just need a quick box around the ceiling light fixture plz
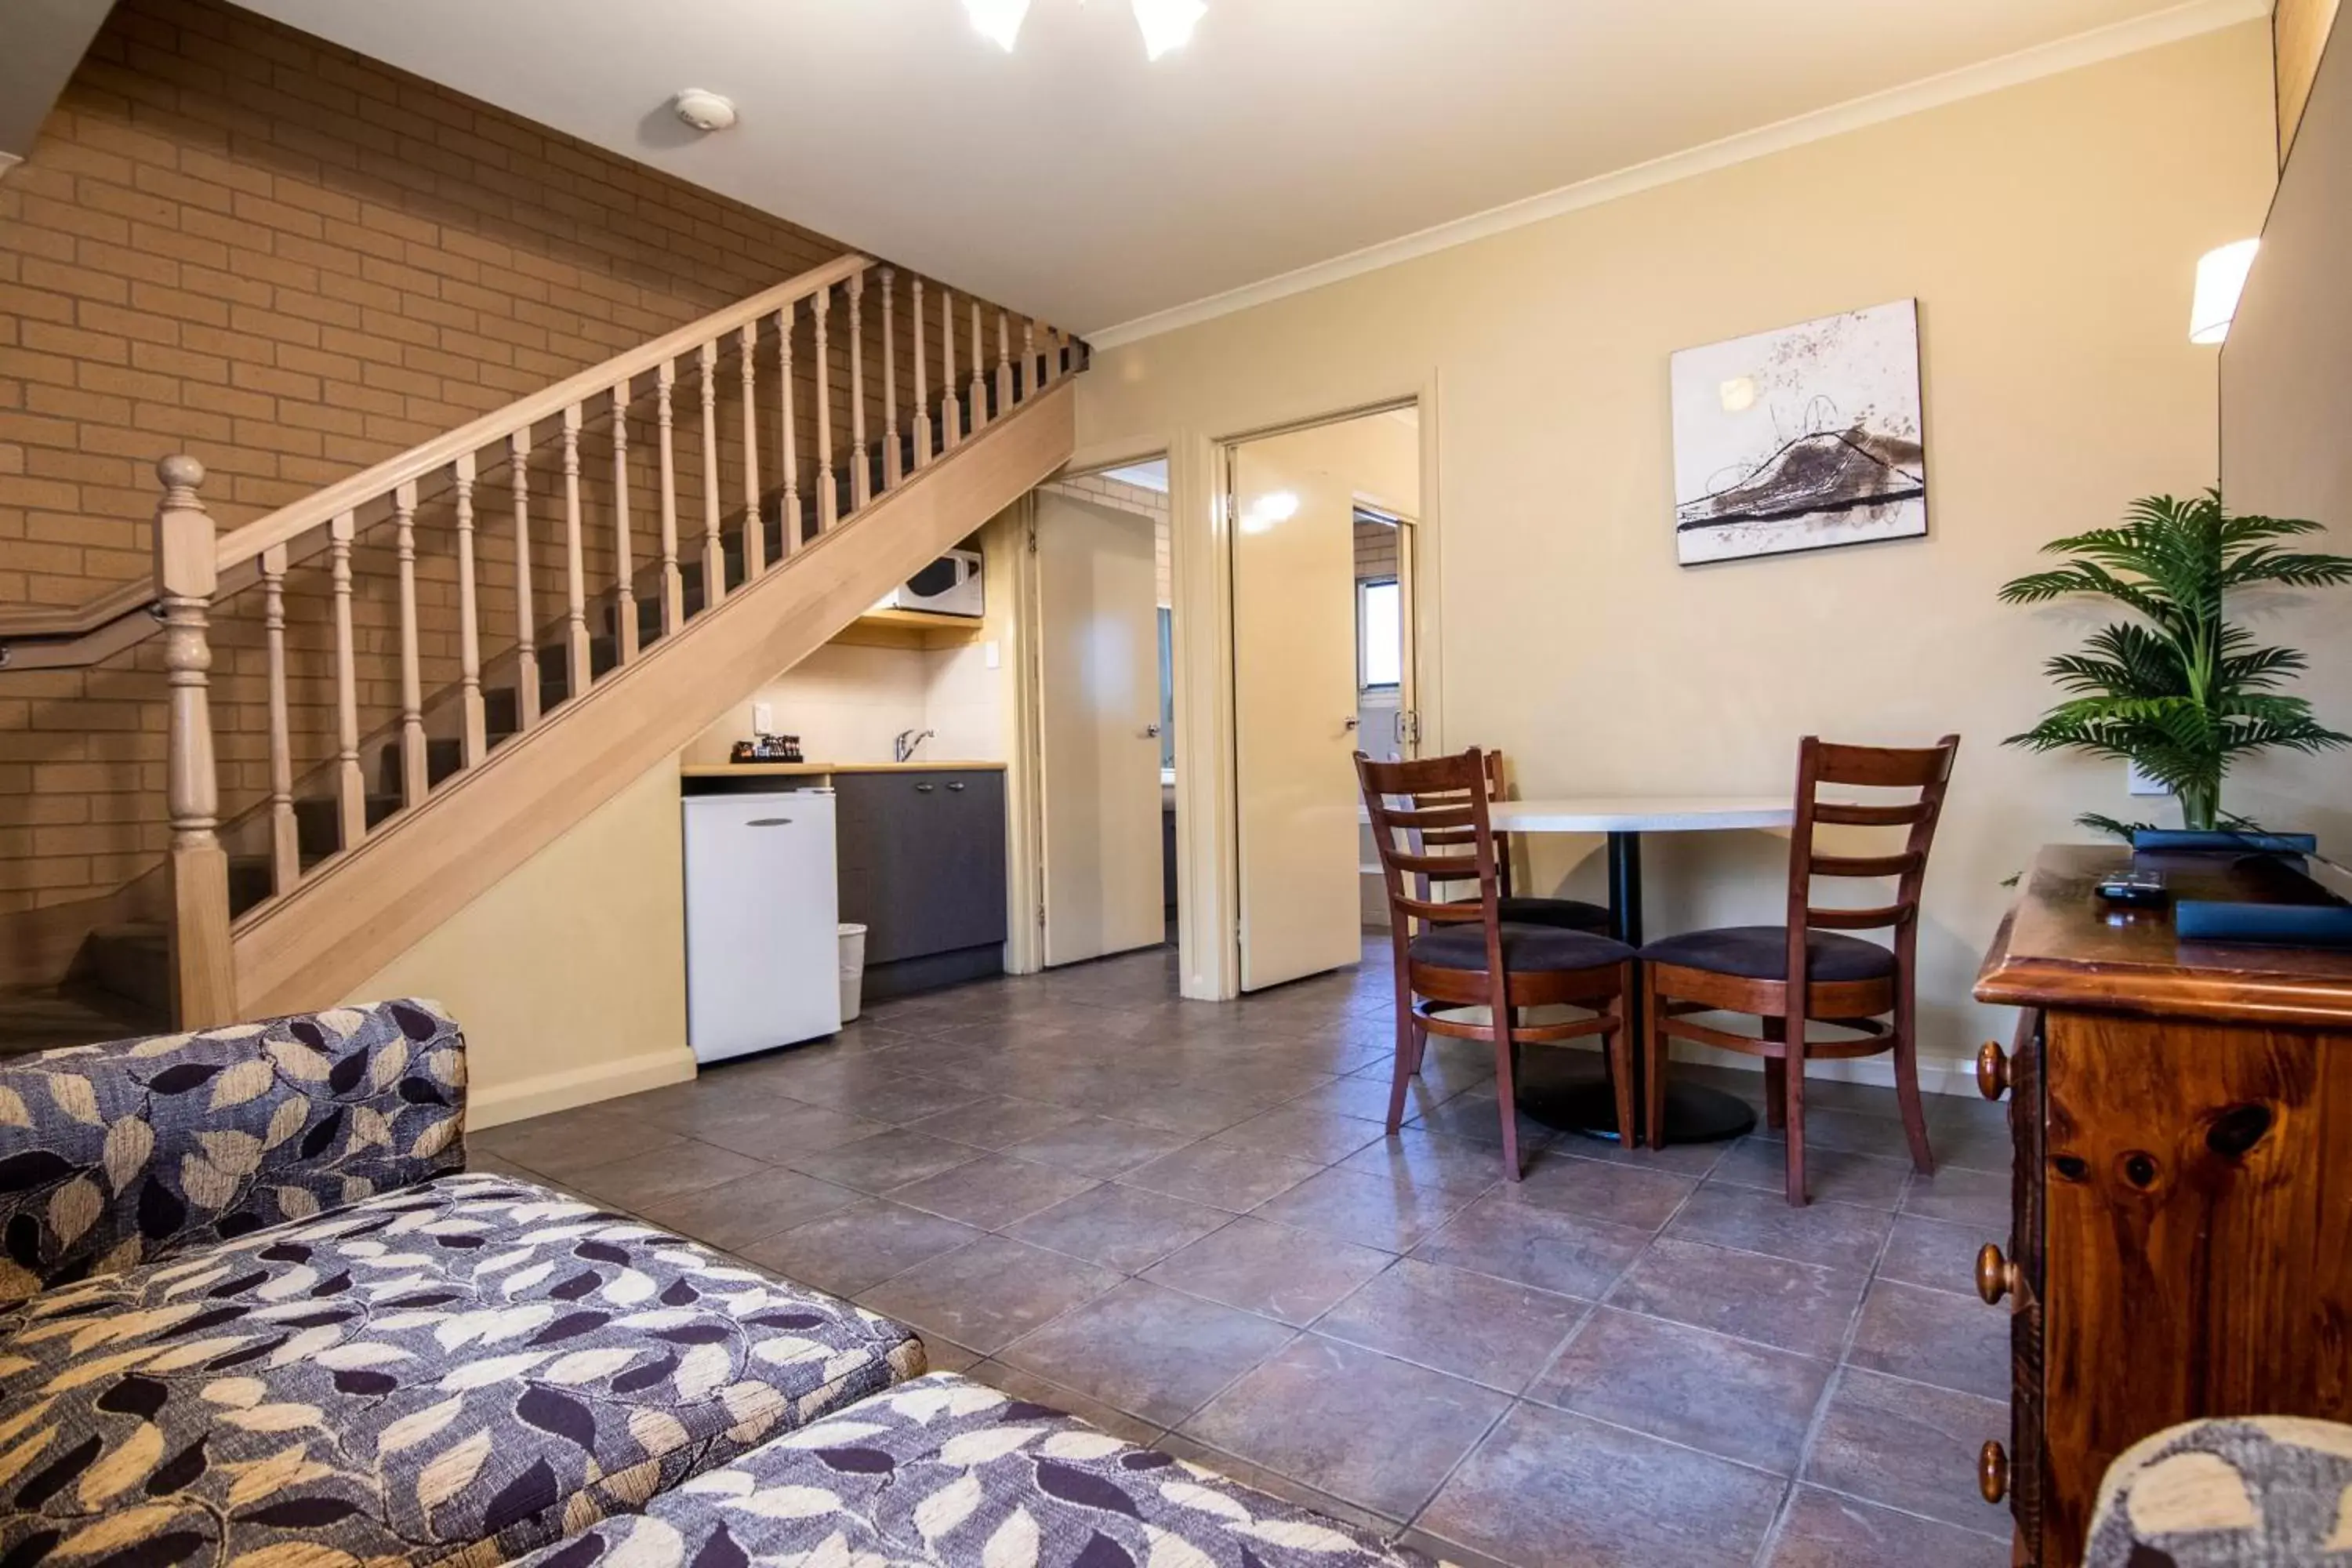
[964,0,1203,59]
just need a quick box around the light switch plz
[753,702,773,734]
[2127,761,2168,797]
[984,640,1000,670]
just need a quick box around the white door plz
[1231,437,1365,991]
[1035,488,1167,966]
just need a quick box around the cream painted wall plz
[1080,26,2308,1077]
[345,757,695,1130]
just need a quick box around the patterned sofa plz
[2087,1417,2352,1567]
[0,1003,1439,1568]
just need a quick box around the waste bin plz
[837,923,868,1022]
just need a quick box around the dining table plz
[1485,794,1794,1145]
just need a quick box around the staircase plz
[2,252,1080,1044]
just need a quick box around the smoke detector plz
[672,89,739,133]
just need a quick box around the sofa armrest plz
[2086,1417,2352,1565]
[0,997,465,1307]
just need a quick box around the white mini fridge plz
[683,789,841,1063]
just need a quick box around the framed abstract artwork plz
[1670,299,1928,566]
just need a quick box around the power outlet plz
[2126,760,2169,797]
[752,702,773,735]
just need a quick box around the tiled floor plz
[474,939,2015,1568]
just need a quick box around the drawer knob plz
[1976,1040,2010,1102]
[1976,1243,2021,1305]
[1979,1440,2009,1504]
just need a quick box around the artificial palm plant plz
[2001,490,2352,834]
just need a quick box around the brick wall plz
[0,0,1021,919]
[1042,472,1172,607]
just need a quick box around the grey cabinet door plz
[835,771,1007,966]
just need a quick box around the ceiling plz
[239,0,2257,337]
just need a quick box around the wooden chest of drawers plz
[1974,845,2352,1566]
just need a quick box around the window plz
[1358,578,1402,690]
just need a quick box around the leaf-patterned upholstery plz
[0,1000,467,1307]
[2085,1416,2352,1566]
[506,1373,1446,1568]
[0,1172,927,1568]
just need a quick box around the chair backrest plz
[1356,749,1503,938]
[1784,735,1961,973]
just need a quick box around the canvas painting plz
[1670,299,1927,566]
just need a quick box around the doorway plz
[1029,459,1178,968]
[1225,405,1420,993]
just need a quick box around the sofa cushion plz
[0,999,468,1308]
[509,1372,1446,1568]
[2085,1416,2352,1566]
[0,1171,925,1568]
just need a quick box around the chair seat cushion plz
[0,1171,925,1568]
[1409,921,1633,974]
[510,1372,1443,1568]
[1640,924,1897,983]
[1494,895,1614,935]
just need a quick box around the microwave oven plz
[873,548,983,618]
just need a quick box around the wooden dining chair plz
[1462,751,1613,935]
[1359,748,1639,1181]
[1637,735,1960,1204]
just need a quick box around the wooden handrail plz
[209,252,872,575]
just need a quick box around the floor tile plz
[1766,1486,2012,1567]
[1901,1164,2010,1229]
[1711,1138,1912,1210]
[1406,1085,1563,1152]
[1004,1183,1234,1273]
[1529,1306,1831,1474]
[1876,1214,1987,1297]
[1120,1140,1324,1211]
[1507,1152,1697,1230]
[1806,1367,2009,1531]
[557,1138,767,1212]
[1181,1335,1511,1521]
[1001,1116,1200,1179]
[917,1338,984,1374]
[817,1071,980,1126]
[1755,1105,1926,1162]
[644,1097,892,1164]
[964,1358,1168,1446]
[1609,1236,1864,1360]
[1314,1257,1585,1393]
[856,1235,1123,1355]
[1664,1184,1894,1274]
[1109,1089,1272,1138]
[634,1166,864,1250]
[1157,1433,1405,1542]
[1283,1070,1460,1125]
[472,1105,684,1180]
[1209,1105,1388,1163]
[1410,1191,1650,1300]
[1848,1278,2010,1400]
[1250,1164,1479,1253]
[899,1094,1091,1150]
[1416,1401,1786,1568]
[998,1277,1296,1428]
[1338,1127,1511,1200]
[1144,1216,1393,1325]
[736,1198,985,1298]
[884,1152,1102,1229]
[785,1128,988,1194]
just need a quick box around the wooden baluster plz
[561,405,591,697]
[510,430,540,729]
[911,276,933,470]
[996,310,1014,413]
[777,303,801,555]
[394,480,427,808]
[329,509,366,852]
[969,299,989,433]
[1042,321,1060,387]
[881,267,903,489]
[739,323,764,579]
[848,270,871,511]
[261,540,298,897]
[940,286,962,451]
[656,362,682,633]
[153,456,233,1026]
[612,383,638,662]
[698,340,725,605]
[1023,320,1038,403]
[815,285,837,531]
[453,453,485,766]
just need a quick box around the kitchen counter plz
[681,760,1008,778]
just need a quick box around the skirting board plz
[1538,1033,1979,1097]
[464,1045,695,1131]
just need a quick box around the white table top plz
[1490,795,1795,833]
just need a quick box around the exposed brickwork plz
[0,0,1025,918]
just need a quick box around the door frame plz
[1040,374,1443,1002]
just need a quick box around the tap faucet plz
[894,728,935,764]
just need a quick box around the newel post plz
[154,456,235,1029]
